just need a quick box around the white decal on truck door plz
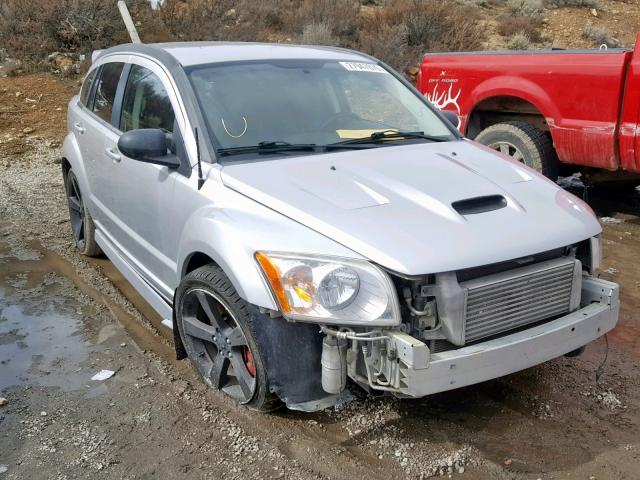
[426,83,461,113]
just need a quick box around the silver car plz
[61,42,619,412]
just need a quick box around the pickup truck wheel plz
[475,121,559,180]
[64,169,101,257]
[175,265,278,411]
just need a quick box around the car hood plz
[220,140,601,275]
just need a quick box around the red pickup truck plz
[417,34,640,183]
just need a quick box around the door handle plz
[73,123,86,134]
[105,147,121,163]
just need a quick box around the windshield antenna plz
[195,127,204,190]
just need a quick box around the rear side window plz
[80,69,97,107]
[92,62,125,123]
[120,65,175,133]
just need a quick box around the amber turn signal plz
[255,251,292,313]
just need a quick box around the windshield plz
[188,59,456,157]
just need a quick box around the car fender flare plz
[176,213,278,311]
[61,133,93,209]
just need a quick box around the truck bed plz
[418,47,639,173]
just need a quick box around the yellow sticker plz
[336,129,387,139]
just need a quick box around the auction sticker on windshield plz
[339,62,387,73]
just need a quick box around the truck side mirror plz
[441,110,460,129]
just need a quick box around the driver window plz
[120,65,175,133]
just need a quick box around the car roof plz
[99,41,373,67]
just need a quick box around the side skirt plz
[95,230,173,322]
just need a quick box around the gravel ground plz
[1,74,640,480]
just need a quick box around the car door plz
[68,66,98,169]
[107,61,187,300]
[79,61,126,236]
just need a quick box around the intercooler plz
[460,257,583,343]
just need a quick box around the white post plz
[117,0,142,44]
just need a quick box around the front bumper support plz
[397,277,619,398]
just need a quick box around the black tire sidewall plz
[65,169,100,257]
[175,265,273,410]
[65,169,87,252]
[475,122,558,180]
[478,128,543,171]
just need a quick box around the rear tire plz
[475,121,559,180]
[175,265,279,412]
[64,169,101,257]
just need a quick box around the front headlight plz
[255,252,400,326]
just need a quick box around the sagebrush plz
[0,0,486,74]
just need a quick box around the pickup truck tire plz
[475,121,559,180]
[64,169,101,257]
[175,265,279,412]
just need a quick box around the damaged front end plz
[311,238,618,407]
[251,239,618,411]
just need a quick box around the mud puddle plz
[0,303,89,391]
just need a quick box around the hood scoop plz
[452,195,507,216]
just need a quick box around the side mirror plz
[441,110,460,129]
[117,128,180,169]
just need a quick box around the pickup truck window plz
[188,60,454,159]
[92,62,124,124]
[120,64,175,133]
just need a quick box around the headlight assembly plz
[255,252,400,326]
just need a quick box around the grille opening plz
[452,195,507,215]
[462,258,577,343]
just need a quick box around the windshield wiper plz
[217,141,317,156]
[325,130,449,149]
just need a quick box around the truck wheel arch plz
[464,76,560,139]
[467,95,551,140]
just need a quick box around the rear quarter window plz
[92,62,125,124]
[79,69,97,107]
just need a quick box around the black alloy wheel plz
[178,287,258,404]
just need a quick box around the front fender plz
[177,210,278,310]
[175,188,362,312]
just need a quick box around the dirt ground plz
[0,74,639,480]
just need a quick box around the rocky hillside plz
[0,0,638,78]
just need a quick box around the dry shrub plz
[507,0,544,18]
[158,0,238,40]
[300,22,339,46]
[359,0,485,71]
[0,0,487,76]
[507,32,531,50]
[497,15,542,43]
[582,24,620,47]
[296,0,361,41]
[0,0,163,65]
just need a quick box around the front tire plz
[175,265,278,411]
[64,169,101,256]
[475,121,559,180]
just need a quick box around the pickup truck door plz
[104,61,187,300]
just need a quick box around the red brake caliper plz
[242,347,256,378]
